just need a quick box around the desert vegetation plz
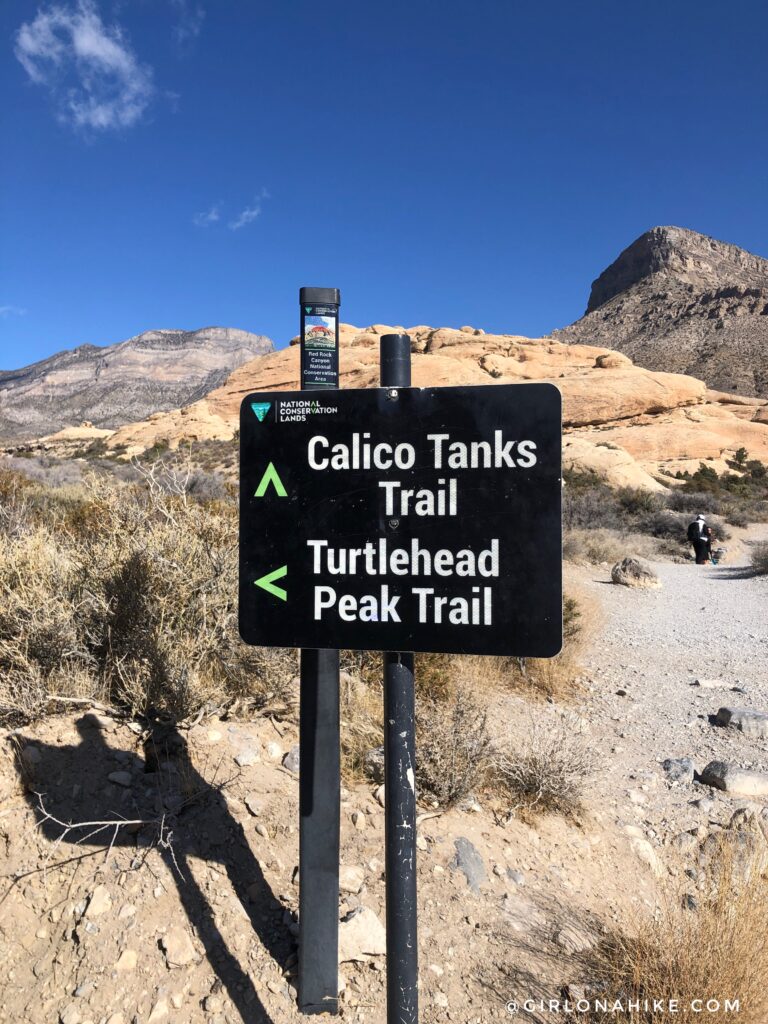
[562,459,768,565]
[0,458,592,813]
[584,829,768,1023]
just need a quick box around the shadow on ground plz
[9,713,290,1024]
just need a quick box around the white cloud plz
[171,0,205,51]
[228,189,270,231]
[14,0,154,131]
[193,203,221,227]
[0,305,27,318]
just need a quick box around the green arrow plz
[254,462,287,498]
[254,565,287,601]
[305,306,312,313]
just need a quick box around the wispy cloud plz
[228,189,270,231]
[0,305,28,318]
[171,0,205,52]
[14,0,154,131]
[193,203,221,227]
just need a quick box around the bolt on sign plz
[239,383,562,656]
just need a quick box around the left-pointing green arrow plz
[254,565,287,601]
[254,462,287,498]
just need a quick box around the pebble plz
[265,741,282,760]
[244,794,262,816]
[255,823,269,838]
[630,837,663,877]
[161,926,198,968]
[234,746,259,768]
[147,998,169,1023]
[339,865,365,894]
[59,1005,82,1024]
[374,784,385,808]
[452,837,487,893]
[351,811,366,831]
[338,907,387,962]
[363,746,385,784]
[86,885,112,917]
[282,744,300,774]
[107,771,132,788]
[115,949,137,972]
[433,993,449,1008]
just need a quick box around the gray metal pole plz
[298,287,341,1015]
[380,334,419,1024]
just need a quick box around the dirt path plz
[575,523,768,829]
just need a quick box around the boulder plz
[714,707,768,739]
[611,558,661,589]
[662,757,694,785]
[700,761,768,798]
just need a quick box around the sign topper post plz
[240,321,563,1022]
[297,287,342,1015]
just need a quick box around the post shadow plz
[10,713,292,1024]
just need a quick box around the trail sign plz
[239,382,562,657]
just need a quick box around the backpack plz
[686,521,700,543]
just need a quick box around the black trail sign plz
[239,382,562,657]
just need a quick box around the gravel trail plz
[575,524,768,828]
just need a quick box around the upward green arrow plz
[254,565,287,601]
[254,462,287,498]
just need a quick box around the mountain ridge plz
[552,226,768,397]
[0,326,274,440]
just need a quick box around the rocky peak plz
[0,326,274,441]
[586,226,768,313]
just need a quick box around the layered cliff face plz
[0,327,274,440]
[552,226,768,397]
[27,323,763,492]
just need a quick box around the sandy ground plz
[0,528,766,1024]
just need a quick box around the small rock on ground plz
[452,837,487,893]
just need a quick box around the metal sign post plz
[380,335,418,1024]
[298,287,341,1015]
[239,318,563,1022]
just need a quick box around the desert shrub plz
[416,688,493,806]
[495,712,596,817]
[752,542,768,575]
[563,528,637,565]
[185,468,228,502]
[665,490,722,515]
[616,487,664,516]
[562,471,623,531]
[726,508,749,528]
[2,454,84,489]
[0,467,299,724]
[585,833,768,1023]
[643,510,687,542]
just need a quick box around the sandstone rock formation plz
[0,326,273,440]
[88,323,768,489]
[551,226,768,397]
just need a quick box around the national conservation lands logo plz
[250,401,271,422]
[276,399,339,423]
[251,399,339,424]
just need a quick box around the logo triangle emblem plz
[250,402,271,422]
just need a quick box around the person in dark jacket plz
[687,514,711,564]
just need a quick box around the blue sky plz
[1,0,766,370]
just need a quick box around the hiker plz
[687,514,711,564]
